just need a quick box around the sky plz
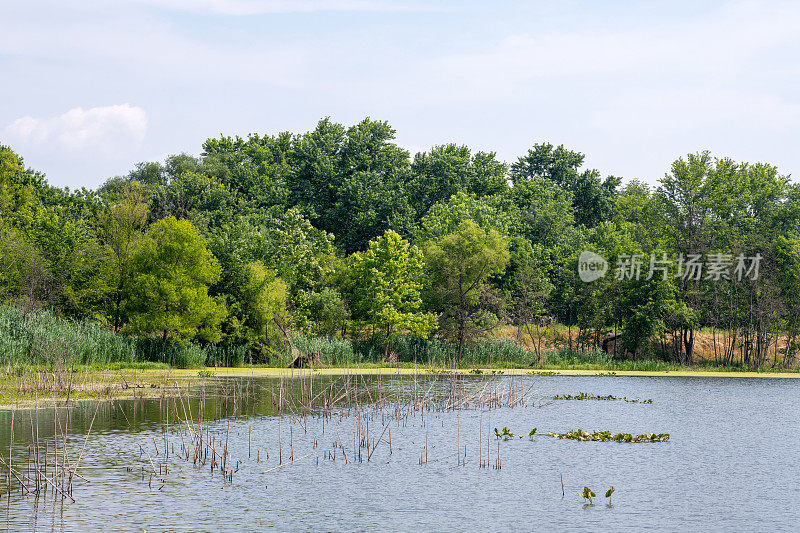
[1,0,798,190]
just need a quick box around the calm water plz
[1,374,799,532]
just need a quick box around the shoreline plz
[193,367,800,379]
[2,365,797,410]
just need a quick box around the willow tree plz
[424,220,510,362]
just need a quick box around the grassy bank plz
[0,305,245,369]
[2,304,797,402]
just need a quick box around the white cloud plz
[5,104,147,153]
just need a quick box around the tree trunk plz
[784,313,798,368]
[682,327,694,364]
[274,318,299,361]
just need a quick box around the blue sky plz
[1,0,798,189]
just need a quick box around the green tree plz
[230,261,288,360]
[505,176,575,248]
[28,205,106,316]
[417,191,511,244]
[774,236,800,367]
[0,145,40,227]
[409,144,507,218]
[201,132,291,209]
[287,117,414,252]
[154,171,233,225]
[424,220,510,361]
[306,288,349,337]
[347,230,437,359]
[128,217,226,342]
[619,277,675,360]
[99,183,149,330]
[501,237,553,360]
[511,143,619,227]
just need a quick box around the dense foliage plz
[2,118,798,368]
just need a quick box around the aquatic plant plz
[494,427,515,440]
[605,486,615,502]
[547,429,669,442]
[0,305,137,367]
[580,487,596,503]
[552,392,653,403]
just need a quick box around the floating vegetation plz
[528,428,537,439]
[580,486,596,503]
[552,392,653,403]
[494,427,516,440]
[596,371,617,376]
[548,429,670,442]
[605,486,615,502]
[528,370,559,376]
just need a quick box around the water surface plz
[1,374,798,532]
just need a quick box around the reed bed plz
[0,306,136,368]
[0,402,98,502]
[0,368,660,506]
[288,334,533,367]
[106,368,541,495]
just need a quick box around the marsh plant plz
[552,392,653,403]
[548,429,670,442]
[580,486,616,505]
[494,427,516,440]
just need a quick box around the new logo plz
[578,251,608,282]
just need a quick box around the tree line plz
[2,117,799,368]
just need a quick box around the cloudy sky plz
[1,0,798,189]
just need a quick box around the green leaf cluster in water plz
[552,392,653,403]
[548,429,669,442]
[494,427,517,440]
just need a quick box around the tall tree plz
[424,220,510,361]
[511,143,619,227]
[347,230,437,359]
[409,144,508,218]
[128,217,227,342]
[100,184,149,331]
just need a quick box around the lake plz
[1,373,798,532]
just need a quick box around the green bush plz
[291,334,357,365]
